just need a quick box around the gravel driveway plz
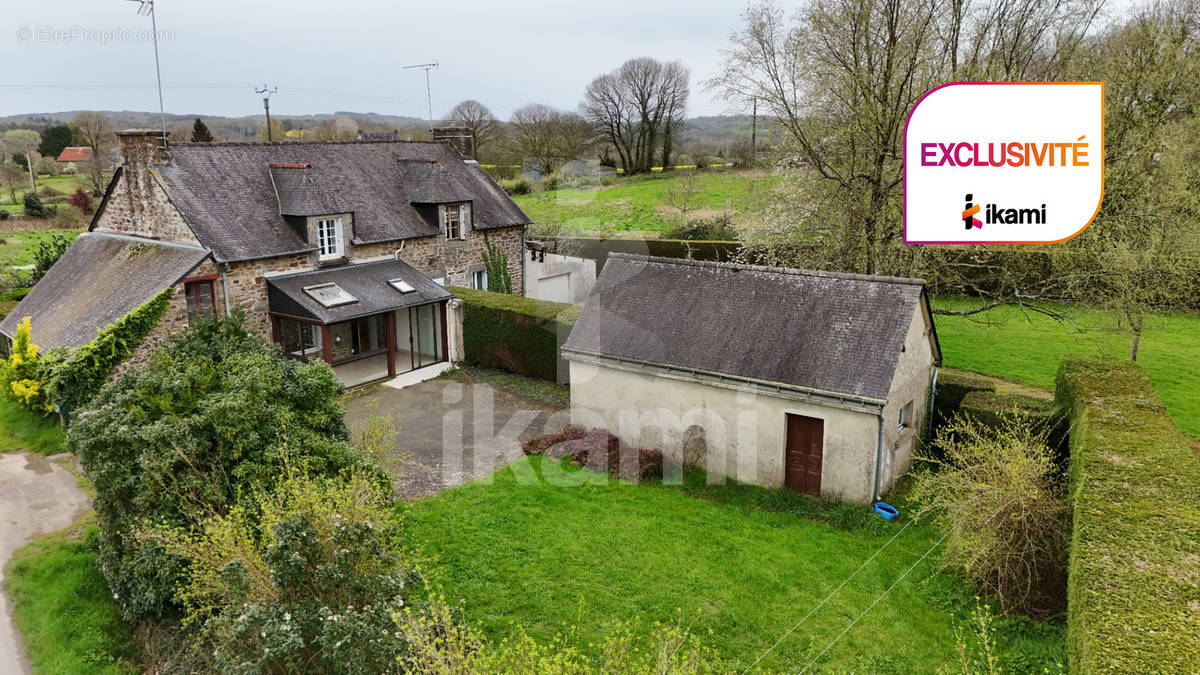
[346,375,568,499]
[0,453,91,674]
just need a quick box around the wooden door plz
[784,414,823,495]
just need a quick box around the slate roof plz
[562,254,940,402]
[151,140,530,263]
[266,258,452,324]
[56,147,92,163]
[0,232,209,350]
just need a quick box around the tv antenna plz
[256,84,279,142]
[125,0,167,147]
[403,62,439,132]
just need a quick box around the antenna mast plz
[126,0,167,147]
[403,62,440,132]
[256,84,279,142]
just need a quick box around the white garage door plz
[538,273,570,304]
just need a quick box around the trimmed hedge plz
[449,286,579,382]
[1056,357,1200,674]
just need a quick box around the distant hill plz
[0,110,776,150]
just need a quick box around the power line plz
[741,519,915,673]
[255,84,278,142]
[798,532,949,674]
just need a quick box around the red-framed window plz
[184,278,216,323]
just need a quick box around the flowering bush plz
[0,316,57,414]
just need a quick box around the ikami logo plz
[904,82,1103,244]
[961,193,1047,229]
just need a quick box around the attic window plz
[303,283,357,308]
[388,279,416,294]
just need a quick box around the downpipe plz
[872,412,885,502]
[220,263,232,318]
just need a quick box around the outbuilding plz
[562,254,941,502]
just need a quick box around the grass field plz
[403,458,1065,673]
[0,228,82,267]
[513,168,780,236]
[933,298,1200,438]
[6,520,139,675]
[0,396,65,454]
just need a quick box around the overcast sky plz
[1,0,750,121]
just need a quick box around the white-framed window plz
[471,269,488,290]
[440,202,470,240]
[899,400,914,429]
[316,217,344,260]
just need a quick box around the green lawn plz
[1,174,90,206]
[0,396,65,454]
[513,168,781,236]
[403,458,1065,673]
[933,298,1200,438]
[0,229,82,268]
[6,521,139,675]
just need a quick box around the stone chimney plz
[116,129,170,169]
[431,125,475,161]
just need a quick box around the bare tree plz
[0,163,25,204]
[72,112,116,195]
[4,130,41,191]
[581,57,690,174]
[447,100,500,155]
[507,104,595,176]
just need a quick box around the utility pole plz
[750,97,758,159]
[256,85,279,142]
[403,62,440,133]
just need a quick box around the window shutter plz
[438,205,447,234]
[334,218,344,256]
[461,202,472,232]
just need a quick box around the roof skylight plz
[388,278,416,294]
[303,283,357,308]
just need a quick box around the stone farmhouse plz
[0,127,530,387]
[564,254,941,502]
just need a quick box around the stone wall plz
[94,131,201,245]
[120,258,221,372]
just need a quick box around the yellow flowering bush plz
[0,317,54,414]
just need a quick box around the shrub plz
[0,286,30,302]
[23,193,55,219]
[0,209,9,221]
[66,188,94,213]
[1057,357,1200,673]
[146,469,414,673]
[481,233,513,294]
[912,413,1068,618]
[38,185,62,198]
[70,316,383,622]
[521,425,586,455]
[30,233,71,283]
[450,286,579,382]
[541,172,561,192]
[34,157,58,177]
[665,214,739,241]
[498,176,532,196]
[0,316,54,413]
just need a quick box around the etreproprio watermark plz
[15,25,175,44]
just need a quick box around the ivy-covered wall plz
[1056,357,1200,673]
[449,286,579,383]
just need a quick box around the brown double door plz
[784,414,824,495]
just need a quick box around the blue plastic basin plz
[874,502,898,521]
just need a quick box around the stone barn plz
[562,254,941,502]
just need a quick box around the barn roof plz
[0,232,209,350]
[562,254,940,402]
[55,147,92,163]
[150,140,530,262]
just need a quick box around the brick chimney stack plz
[431,125,475,161]
[116,129,170,169]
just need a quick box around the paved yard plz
[345,375,568,499]
[0,453,91,674]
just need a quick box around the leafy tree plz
[10,152,27,171]
[37,124,74,159]
[30,233,70,282]
[70,317,384,621]
[190,117,214,143]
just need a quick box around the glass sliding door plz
[409,303,444,369]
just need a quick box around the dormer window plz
[317,217,344,260]
[440,203,470,241]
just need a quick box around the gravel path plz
[0,453,91,675]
